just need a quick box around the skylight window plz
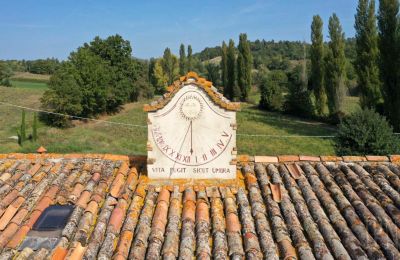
[19,205,74,251]
[33,205,74,231]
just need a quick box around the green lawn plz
[0,83,346,156]
[10,80,48,90]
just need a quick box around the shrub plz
[335,109,400,155]
[259,70,286,111]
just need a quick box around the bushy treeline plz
[41,34,153,127]
[0,58,60,75]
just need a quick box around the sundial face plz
[147,83,237,179]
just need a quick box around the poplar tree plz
[221,41,228,95]
[187,45,193,71]
[378,0,400,130]
[237,33,252,101]
[355,0,381,109]
[32,112,38,141]
[325,14,346,118]
[20,109,26,143]
[161,48,179,85]
[310,15,326,116]
[179,43,186,75]
[227,39,240,100]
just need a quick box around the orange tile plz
[11,208,29,225]
[71,183,84,198]
[390,155,400,163]
[109,207,124,232]
[365,155,389,162]
[245,174,258,185]
[196,201,209,222]
[226,213,240,232]
[110,174,124,198]
[25,210,42,229]
[76,191,91,208]
[0,197,25,230]
[320,156,342,162]
[35,196,52,212]
[91,172,101,182]
[342,156,367,162]
[182,201,196,222]
[270,183,282,203]
[118,162,130,176]
[285,164,302,180]
[66,242,86,260]
[6,225,30,249]
[90,194,103,204]
[85,201,98,215]
[28,163,42,176]
[114,231,133,259]
[299,155,321,162]
[2,190,19,207]
[157,188,170,204]
[152,201,169,231]
[278,155,299,162]
[0,223,19,247]
[51,247,68,260]
[254,156,279,163]
[44,186,59,199]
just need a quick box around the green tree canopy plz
[179,43,186,75]
[310,15,326,116]
[325,13,347,119]
[355,0,381,109]
[378,0,400,131]
[237,33,253,101]
[41,34,151,127]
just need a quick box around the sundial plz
[144,72,240,179]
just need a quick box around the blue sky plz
[0,0,358,60]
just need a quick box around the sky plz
[0,0,358,60]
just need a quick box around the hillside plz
[0,83,337,155]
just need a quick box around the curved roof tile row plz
[0,156,399,259]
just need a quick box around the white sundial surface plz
[148,84,237,179]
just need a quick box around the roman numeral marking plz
[202,154,207,161]
[217,139,224,150]
[222,131,229,137]
[210,148,217,157]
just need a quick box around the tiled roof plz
[143,71,240,112]
[0,154,399,259]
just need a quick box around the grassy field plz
[10,80,48,90]
[0,80,350,156]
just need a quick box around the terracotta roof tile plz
[0,155,398,259]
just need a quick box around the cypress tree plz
[310,15,326,116]
[179,43,186,75]
[325,13,346,119]
[237,33,252,101]
[20,109,26,143]
[355,0,381,109]
[378,0,400,130]
[221,41,228,95]
[32,112,38,141]
[227,39,240,100]
[187,45,193,71]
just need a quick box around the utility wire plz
[0,101,147,128]
[1,101,399,138]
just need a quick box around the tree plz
[205,63,220,87]
[0,62,13,87]
[259,70,286,111]
[237,33,253,101]
[153,59,169,94]
[310,15,326,116]
[32,112,38,141]
[355,0,381,109]
[325,14,347,119]
[41,35,151,127]
[378,0,400,131]
[335,109,399,155]
[20,109,26,143]
[221,41,228,94]
[187,45,193,71]
[226,39,240,101]
[179,44,187,75]
[285,65,314,117]
[161,48,179,85]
